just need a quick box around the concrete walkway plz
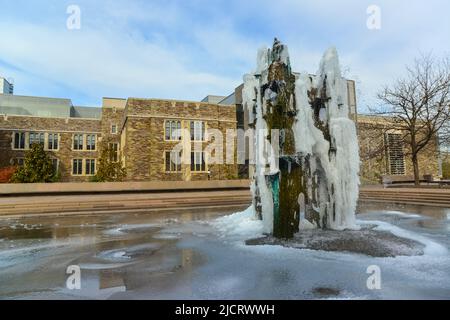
[0,190,252,218]
[360,186,450,207]
[1,184,449,218]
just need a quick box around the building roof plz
[0,94,72,117]
[218,92,236,105]
[70,106,102,119]
[0,94,100,119]
[201,95,227,104]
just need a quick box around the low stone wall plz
[0,179,251,195]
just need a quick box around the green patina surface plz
[263,57,305,239]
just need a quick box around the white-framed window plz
[165,150,182,172]
[72,159,83,175]
[109,143,119,162]
[85,159,96,175]
[29,132,45,146]
[51,158,59,173]
[13,132,26,150]
[86,134,96,151]
[165,120,182,141]
[111,124,117,134]
[48,133,59,150]
[191,151,206,172]
[190,121,205,141]
[73,134,97,151]
[73,134,84,150]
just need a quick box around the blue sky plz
[0,0,449,113]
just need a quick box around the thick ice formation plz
[243,39,360,237]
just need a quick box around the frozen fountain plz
[216,38,426,258]
[243,38,360,239]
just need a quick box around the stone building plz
[0,79,442,184]
[357,115,441,183]
[0,94,237,182]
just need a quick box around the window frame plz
[73,133,84,151]
[109,143,119,162]
[47,133,59,151]
[13,132,26,150]
[190,151,207,172]
[111,124,117,135]
[165,120,182,141]
[73,133,97,151]
[190,121,206,141]
[85,159,96,176]
[86,134,96,151]
[165,150,182,173]
[29,132,45,147]
[72,159,83,176]
[51,158,59,174]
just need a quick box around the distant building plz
[357,115,440,182]
[0,94,237,182]
[0,77,14,95]
[0,76,441,184]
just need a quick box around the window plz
[48,133,59,150]
[74,134,84,150]
[109,143,119,162]
[165,150,182,172]
[29,132,44,146]
[191,151,206,172]
[86,134,96,151]
[386,133,405,175]
[14,158,24,166]
[72,159,83,175]
[111,124,117,134]
[13,132,26,150]
[51,159,59,173]
[85,159,96,175]
[190,121,205,141]
[165,120,182,141]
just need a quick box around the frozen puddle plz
[103,223,162,236]
[0,205,449,300]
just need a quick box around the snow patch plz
[212,206,264,241]
[358,220,447,257]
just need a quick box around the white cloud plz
[0,0,449,113]
[0,17,239,105]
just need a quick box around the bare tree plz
[376,54,450,185]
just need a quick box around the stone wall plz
[358,116,440,183]
[123,99,238,181]
[0,115,101,182]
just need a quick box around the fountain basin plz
[246,225,425,257]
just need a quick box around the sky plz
[0,0,449,113]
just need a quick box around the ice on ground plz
[103,223,161,236]
[360,220,448,256]
[97,249,131,261]
[299,219,316,230]
[383,211,422,218]
[213,207,444,258]
[212,206,263,241]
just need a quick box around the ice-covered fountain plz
[243,38,360,239]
